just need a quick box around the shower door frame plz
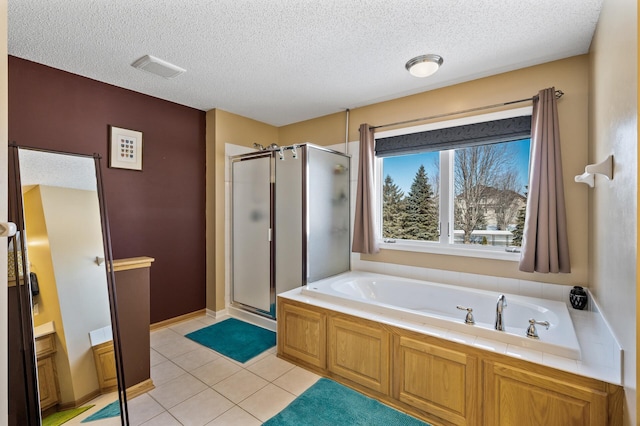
[230,151,277,319]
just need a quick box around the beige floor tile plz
[272,366,321,396]
[154,336,203,360]
[197,314,224,326]
[213,369,269,404]
[139,412,182,426]
[127,393,166,426]
[150,360,186,387]
[150,328,183,348]
[191,356,242,386]
[150,349,168,367]
[233,346,274,367]
[149,373,208,409]
[238,383,296,422]
[172,346,220,371]
[205,406,261,426]
[247,353,296,382]
[169,318,211,335]
[169,388,234,426]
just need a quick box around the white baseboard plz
[227,306,277,332]
[206,308,228,319]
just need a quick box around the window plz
[375,108,532,258]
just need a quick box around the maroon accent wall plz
[8,56,207,323]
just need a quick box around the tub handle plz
[456,305,475,325]
[526,318,550,339]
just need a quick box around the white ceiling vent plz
[131,55,186,79]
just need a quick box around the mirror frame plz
[8,144,129,425]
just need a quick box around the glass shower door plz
[306,147,350,282]
[231,153,273,315]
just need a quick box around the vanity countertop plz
[33,321,55,339]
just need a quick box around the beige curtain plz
[519,88,570,273]
[352,124,379,254]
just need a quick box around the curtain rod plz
[372,89,564,131]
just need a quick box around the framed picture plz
[109,125,143,171]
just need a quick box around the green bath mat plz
[42,405,93,426]
[263,378,430,426]
[81,400,120,422]
[186,318,276,363]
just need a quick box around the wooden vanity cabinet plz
[35,333,59,412]
[92,341,118,393]
[276,297,622,426]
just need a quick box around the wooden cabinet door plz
[393,335,478,426]
[328,316,390,395]
[93,341,118,392]
[37,356,59,411]
[484,361,608,426]
[278,302,326,368]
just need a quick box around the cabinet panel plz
[484,361,608,426]
[37,356,59,411]
[394,335,477,426]
[328,316,390,394]
[93,341,118,392]
[35,334,56,358]
[278,302,326,368]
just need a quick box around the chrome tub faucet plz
[495,294,507,331]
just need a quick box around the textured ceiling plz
[18,149,97,192]
[9,1,602,127]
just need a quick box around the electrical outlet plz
[33,303,39,315]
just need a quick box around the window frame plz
[374,106,533,261]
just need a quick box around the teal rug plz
[185,318,276,363]
[263,378,430,426]
[81,400,120,423]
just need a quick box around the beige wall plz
[278,111,347,147]
[588,0,638,423]
[206,109,278,312]
[210,56,592,308]
[281,56,590,287]
[24,187,63,334]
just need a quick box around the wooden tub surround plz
[277,297,622,426]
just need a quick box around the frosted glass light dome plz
[405,54,444,78]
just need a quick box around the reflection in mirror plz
[8,146,128,425]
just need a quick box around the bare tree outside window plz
[454,142,526,244]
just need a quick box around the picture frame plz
[109,125,143,171]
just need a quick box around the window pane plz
[453,139,529,248]
[382,152,439,241]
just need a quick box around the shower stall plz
[231,143,350,319]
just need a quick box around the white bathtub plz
[301,271,581,360]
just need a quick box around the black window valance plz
[375,115,532,157]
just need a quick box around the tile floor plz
[65,314,321,425]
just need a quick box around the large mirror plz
[8,146,128,425]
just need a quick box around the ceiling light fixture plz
[131,55,186,79]
[405,54,444,78]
